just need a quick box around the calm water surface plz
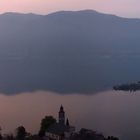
[0,90,139,140]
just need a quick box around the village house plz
[45,105,75,140]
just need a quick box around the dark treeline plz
[113,81,140,92]
[0,115,119,140]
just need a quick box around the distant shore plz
[113,81,140,92]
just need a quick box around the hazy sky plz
[0,0,139,18]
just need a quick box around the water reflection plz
[0,90,139,140]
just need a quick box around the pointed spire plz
[60,105,63,110]
[66,118,69,126]
[60,105,64,112]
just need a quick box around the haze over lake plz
[0,90,139,140]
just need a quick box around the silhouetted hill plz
[0,10,140,95]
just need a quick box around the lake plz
[0,90,139,140]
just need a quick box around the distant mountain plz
[0,10,140,95]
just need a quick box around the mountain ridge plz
[0,9,137,20]
[0,9,139,95]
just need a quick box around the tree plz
[0,134,2,140]
[5,134,14,140]
[0,126,2,140]
[39,116,56,137]
[16,126,27,140]
[107,136,119,140]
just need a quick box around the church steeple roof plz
[59,105,64,112]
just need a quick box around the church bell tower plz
[59,105,65,125]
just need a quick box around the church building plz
[45,105,75,140]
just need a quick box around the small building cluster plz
[45,106,119,140]
[45,105,75,140]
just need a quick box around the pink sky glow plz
[0,0,139,17]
